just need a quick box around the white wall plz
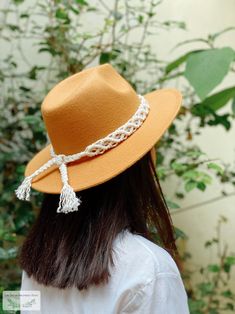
[155,0,235,285]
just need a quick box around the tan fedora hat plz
[16,64,182,213]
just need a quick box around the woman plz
[18,64,190,313]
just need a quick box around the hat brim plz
[25,88,182,194]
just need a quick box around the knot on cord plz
[15,94,150,214]
[54,154,66,166]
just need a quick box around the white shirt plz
[21,229,190,313]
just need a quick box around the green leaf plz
[200,173,212,185]
[232,97,235,115]
[113,11,123,21]
[174,227,188,240]
[223,256,235,273]
[138,15,144,24]
[166,199,180,209]
[185,150,205,158]
[69,5,80,14]
[188,299,206,312]
[99,50,120,64]
[197,182,206,191]
[225,303,234,311]
[165,50,202,74]
[19,86,30,92]
[205,87,235,111]
[171,161,188,172]
[185,47,234,100]
[7,24,21,31]
[74,0,88,5]
[20,13,29,18]
[208,162,224,175]
[28,66,45,80]
[2,233,16,242]
[13,0,24,4]
[191,86,235,117]
[225,256,235,265]
[198,282,214,296]
[208,113,231,130]
[185,180,197,192]
[182,170,200,180]
[205,240,212,247]
[204,238,218,247]
[207,264,220,272]
[156,166,166,179]
[99,52,111,64]
[55,8,69,20]
[221,289,233,299]
[38,47,59,56]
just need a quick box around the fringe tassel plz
[15,176,32,201]
[57,183,81,214]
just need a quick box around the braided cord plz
[15,94,150,213]
[57,94,149,163]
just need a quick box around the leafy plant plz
[0,0,235,312]
[185,216,235,313]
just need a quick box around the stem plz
[111,0,119,48]
[172,192,235,215]
[204,244,228,313]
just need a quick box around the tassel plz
[15,176,32,201]
[57,182,81,214]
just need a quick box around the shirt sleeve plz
[121,273,190,314]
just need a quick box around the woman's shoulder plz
[113,229,181,279]
[112,230,189,314]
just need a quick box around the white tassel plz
[57,182,81,214]
[15,176,32,201]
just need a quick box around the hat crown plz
[42,64,139,155]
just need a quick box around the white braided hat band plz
[15,95,150,214]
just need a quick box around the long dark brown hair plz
[19,150,179,291]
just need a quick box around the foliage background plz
[0,0,235,313]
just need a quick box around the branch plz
[171,192,235,215]
[111,0,119,48]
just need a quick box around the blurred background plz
[0,0,235,313]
